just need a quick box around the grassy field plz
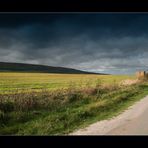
[0,72,135,93]
[0,72,147,135]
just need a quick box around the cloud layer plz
[0,13,148,74]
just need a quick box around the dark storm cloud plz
[0,13,148,74]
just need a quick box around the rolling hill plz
[0,62,105,74]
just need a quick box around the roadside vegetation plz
[0,76,148,135]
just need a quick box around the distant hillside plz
[0,62,105,74]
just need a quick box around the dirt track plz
[70,95,148,135]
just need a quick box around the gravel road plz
[70,95,148,135]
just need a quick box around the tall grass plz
[0,79,148,135]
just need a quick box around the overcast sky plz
[0,13,148,74]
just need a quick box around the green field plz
[0,72,135,93]
[0,72,148,135]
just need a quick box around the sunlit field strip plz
[0,72,135,94]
